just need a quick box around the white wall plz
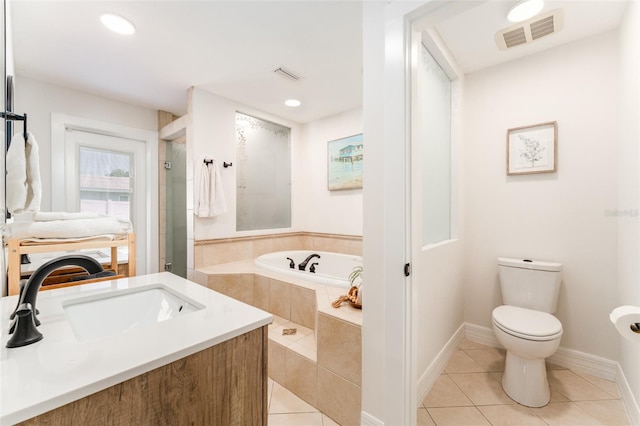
[463,32,620,360]
[14,76,158,211]
[191,88,363,240]
[298,108,363,236]
[617,1,640,419]
[190,87,302,240]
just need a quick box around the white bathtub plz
[255,250,362,288]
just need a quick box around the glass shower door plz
[164,141,187,278]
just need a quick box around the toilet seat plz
[493,305,562,341]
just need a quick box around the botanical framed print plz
[507,121,557,175]
[328,133,363,190]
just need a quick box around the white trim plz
[617,362,640,426]
[361,411,385,426]
[416,323,465,406]
[464,322,619,382]
[51,113,159,274]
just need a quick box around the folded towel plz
[194,157,227,218]
[6,132,42,214]
[32,212,107,222]
[2,217,133,244]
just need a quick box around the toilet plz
[492,257,563,407]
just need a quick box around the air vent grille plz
[274,67,302,82]
[530,15,555,40]
[503,27,527,48]
[495,9,563,50]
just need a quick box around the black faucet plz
[298,253,320,271]
[286,257,296,269]
[7,255,104,348]
[309,262,319,274]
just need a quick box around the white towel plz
[194,157,227,218]
[32,211,106,222]
[1,216,133,244]
[6,132,42,214]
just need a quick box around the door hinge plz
[404,263,411,277]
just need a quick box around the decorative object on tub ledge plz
[507,121,557,175]
[328,133,363,190]
[194,156,227,218]
[332,265,363,309]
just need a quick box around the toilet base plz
[502,351,550,407]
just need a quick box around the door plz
[63,128,148,274]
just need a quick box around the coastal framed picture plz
[507,121,557,175]
[327,134,363,190]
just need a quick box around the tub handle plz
[286,257,295,269]
[310,262,319,274]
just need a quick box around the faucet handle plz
[6,303,43,348]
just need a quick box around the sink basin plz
[62,284,204,342]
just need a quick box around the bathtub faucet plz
[298,253,321,271]
[286,257,295,269]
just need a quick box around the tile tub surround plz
[194,232,362,268]
[0,272,272,425]
[193,261,363,425]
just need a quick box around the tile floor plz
[418,339,631,426]
[267,337,631,425]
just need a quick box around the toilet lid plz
[493,305,562,339]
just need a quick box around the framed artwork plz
[507,121,557,175]
[327,134,363,190]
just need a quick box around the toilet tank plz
[498,257,562,313]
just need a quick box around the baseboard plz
[616,363,640,426]
[464,322,618,381]
[361,410,384,426]
[416,323,466,406]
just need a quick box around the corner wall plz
[617,1,640,420]
[463,31,619,360]
[298,108,363,236]
[13,76,158,211]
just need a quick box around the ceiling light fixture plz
[285,99,301,107]
[507,0,544,23]
[100,13,136,35]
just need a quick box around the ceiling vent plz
[496,9,563,50]
[274,67,302,82]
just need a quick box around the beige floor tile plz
[458,338,492,350]
[464,347,506,372]
[546,361,567,371]
[548,370,617,401]
[572,371,621,399]
[271,315,291,328]
[321,414,341,426]
[417,407,436,426]
[478,404,547,426]
[268,412,324,426]
[444,350,485,374]
[427,407,491,425]
[449,373,515,406]
[268,378,275,409]
[269,382,319,414]
[575,400,631,426]
[422,374,474,408]
[531,402,604,426]
[298,332,318,351]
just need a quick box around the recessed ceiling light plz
[101,13,136,35]
[285,99,301,107]
[507,0,544,23]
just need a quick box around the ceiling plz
[10,1,628,124]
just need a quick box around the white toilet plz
[492,257,563,407]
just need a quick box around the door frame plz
[51,113,158,274]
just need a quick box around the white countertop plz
[0,272,273,425]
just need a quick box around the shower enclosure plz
[163,140,187,278]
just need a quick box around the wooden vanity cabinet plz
[18,326,268,426]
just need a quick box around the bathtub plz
[255,250,362,288]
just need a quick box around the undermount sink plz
[62,284,204,342]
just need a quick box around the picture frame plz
[327,133,363,190]
[507,121,557,175]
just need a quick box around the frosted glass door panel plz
[420,45,451,246]
[236,113,291,231]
